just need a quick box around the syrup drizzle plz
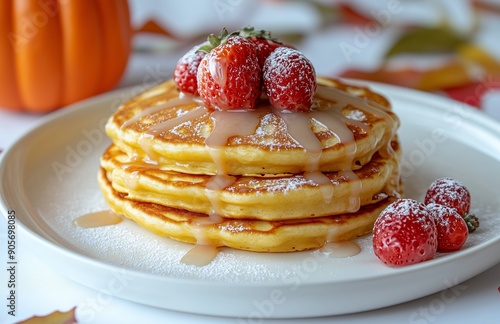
[138,106,207,161]
[311,110,361,212]
[316,84,397,158]
[124,170,140,189]
[209,56,228,87]
[275,110,335,203]
[205,110,263,173]
[181,110,263,265]
[119,159,159,190]
[276,107,363,211]
[120,97,197,129]
[73,210,123,228]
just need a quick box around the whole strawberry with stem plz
[173,43,207,95]
[427,203,469,252]
[263,47,316,112]
[424,177,479,232]
[197,29,261,110]
[372,199,438,267]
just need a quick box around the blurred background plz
[125,0,500,116]
[1,0,500,149]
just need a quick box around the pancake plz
[105,78,399,176]
[100,139,401,220]
[98,167,397,252]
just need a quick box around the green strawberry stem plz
[198,28,232,54]
[239,26,280,43]
[198,26,281,54]
[463,214,479,233]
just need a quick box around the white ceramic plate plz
[1,83,500,319]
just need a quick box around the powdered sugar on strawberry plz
[373,199,438,267]
[424,177,471,216]
[263,47,316,112]
[427,203,469,252]
[197,36,261,110]
[174,43,207,95]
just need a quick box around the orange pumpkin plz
[0,0,132,113]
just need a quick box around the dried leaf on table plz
[443,76,500,107]
[385,27,469,58]
[442,44,500,106]
[339,68,423,89]
[415,62,471,91]
[338,3,374,26]
[312,2,375,27]
[135,19,178,39]
[458,44,500,73]
[473,0,500,15]
[16,307,77,324]
[340,63,472,92]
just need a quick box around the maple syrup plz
[73,210,122,228]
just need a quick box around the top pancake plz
[106,77,399,176]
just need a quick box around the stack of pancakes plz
[98,77,402,252]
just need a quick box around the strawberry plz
[426,203,468,252]
[249,37,283,67]
[197,30,261,111]
[173,43,207,95]
[424,177,471,216]
[372,199,438,267]
[238,27,287,67]
[262,47,316,112]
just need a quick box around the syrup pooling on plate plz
[320,241,361,257]
[73,210,123,228]
[180,243,220,266]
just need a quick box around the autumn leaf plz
[385,27,469,58]
[16,307,77,324]
[458,44,500,73]
[339,67,423,88]
[135,19,178,39]
[443,77,500,107]
[473,0,500,15]
[340,62,473,92]
[415,62,471,91]
[338,3,374,26]
[313,2,380,27]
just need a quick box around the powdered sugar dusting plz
[424,177,471,215]
[373,199,438,266]
[246,175,315,193]
[345,109,367,121]
[263,47,316,111]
